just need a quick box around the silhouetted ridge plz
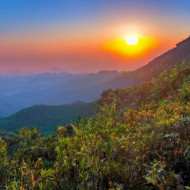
[176,36,190,47]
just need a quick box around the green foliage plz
[145,160,175,190]
[1,63,190,189]
[0,137,8,186]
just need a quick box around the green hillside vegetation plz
[0,62,190,189]
[0,101,95,135]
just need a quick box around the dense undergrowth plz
[1,62,190,189]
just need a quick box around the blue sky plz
[1,0,190,33]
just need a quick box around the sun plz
[126,35,138,45]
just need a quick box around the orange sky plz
[0,0,190,74]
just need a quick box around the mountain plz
[0,101,95,135]
[46,70,120,105]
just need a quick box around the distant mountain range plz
[0,71,118,117]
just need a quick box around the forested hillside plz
[1,62,190,189]
[0,101,95,135]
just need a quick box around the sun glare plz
[103,36,159,59]
[126,36,138,45]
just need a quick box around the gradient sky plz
[0,0,190,74]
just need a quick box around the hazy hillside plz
[0,101,95,135]
[0,71,118,117]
